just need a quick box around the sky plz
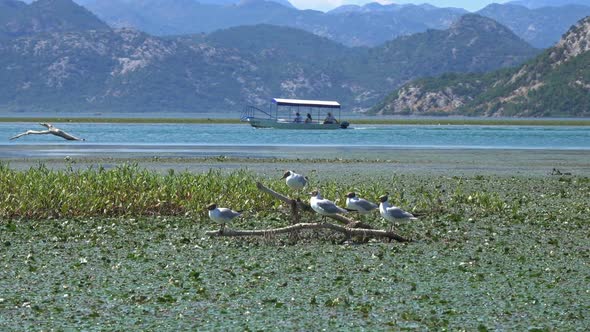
[289,0,511,12]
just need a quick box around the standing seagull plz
[345,192,378,215]
[309,190,347,221]
[281,170,308,191]
[379,194,416,231]
[207,203,241,233]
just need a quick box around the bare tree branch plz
[206,182,411,243]
[205,222,411,242]
[10,123,85,141]
[256,182,375,229]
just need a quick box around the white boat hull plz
[246,118,347,130]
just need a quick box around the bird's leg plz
[219,223,225,235]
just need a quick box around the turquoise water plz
[2,123,589,148]
[1,123,589,158]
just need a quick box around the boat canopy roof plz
[272,98,341,109]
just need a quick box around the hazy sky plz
[289,0,511,12]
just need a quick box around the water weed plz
[0,162,589,330]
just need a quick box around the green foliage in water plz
[0,166,589,330]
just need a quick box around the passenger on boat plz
[323,112,338,124]
[305,113,313,123]
[294,112,303,123]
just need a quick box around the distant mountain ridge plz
[508,0,590,8]
[370,16,590,117]
[16,0,590,48]
[0,0,109,38]
[0,3,539,114]
[60,0,469,47]
[479,3,590,48]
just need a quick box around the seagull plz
[378,193,416,231]
[281,170,308,191]
[309,190,347,221]
[206,203,241,233]
[345,192,378,215]
[10,123,85,141]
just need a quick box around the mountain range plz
[0,0,539,113]
[370,16,590,117]
[0,0,109,38]
[60,0,467,47]
[20,0,588,49]
[508,0,590,8]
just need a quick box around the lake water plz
[1,123,589,159]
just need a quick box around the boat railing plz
[240,105,272,122]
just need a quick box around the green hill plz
[0,8,538,114]
[478,3,590,48]
[0,0,109,38]
[370,16,590,117]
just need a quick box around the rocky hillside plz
[0,0,109,38]
[63,0,468,47]
[478,3,590,48]
[371,16,590,117]
[508,0,590,8]
[0,3,539,113]
[43,0,590,49]
[365,14,538,85]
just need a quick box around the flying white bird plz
[309,190,347,221]
[345,192,378,215]
[207,203,241,233]
[281,170,308,191]
[378,194,416,231]
[10,123,85,141]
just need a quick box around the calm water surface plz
[1,123,589,158]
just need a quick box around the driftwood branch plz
[206,182,410,243]
[10,123,85,141]
[205,222,411,242]
[255,182,375,229]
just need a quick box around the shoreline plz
[3,148,589,177]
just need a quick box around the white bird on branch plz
[345,192,378,215]
[10,123,85,141]
[379,193,417,231]
[309,190,347,221]
[207,203,242,233]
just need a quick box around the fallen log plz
[205,222,411,242]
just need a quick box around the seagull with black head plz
[281,170,308,191]
[345,192,378,215]
[207,203,241,233]
[309,190,347,221]
[378,193,416,231]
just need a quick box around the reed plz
[0,163,273,219]
[1,162,588,228]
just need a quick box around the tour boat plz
[240,98,349,129]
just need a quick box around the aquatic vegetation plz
[0,163,589,329]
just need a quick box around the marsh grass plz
[1,162,588,230]
[1,163,589,330]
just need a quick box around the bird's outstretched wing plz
[9,130,50,140]
[10,123,84,141]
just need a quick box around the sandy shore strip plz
[2,146,589,177]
